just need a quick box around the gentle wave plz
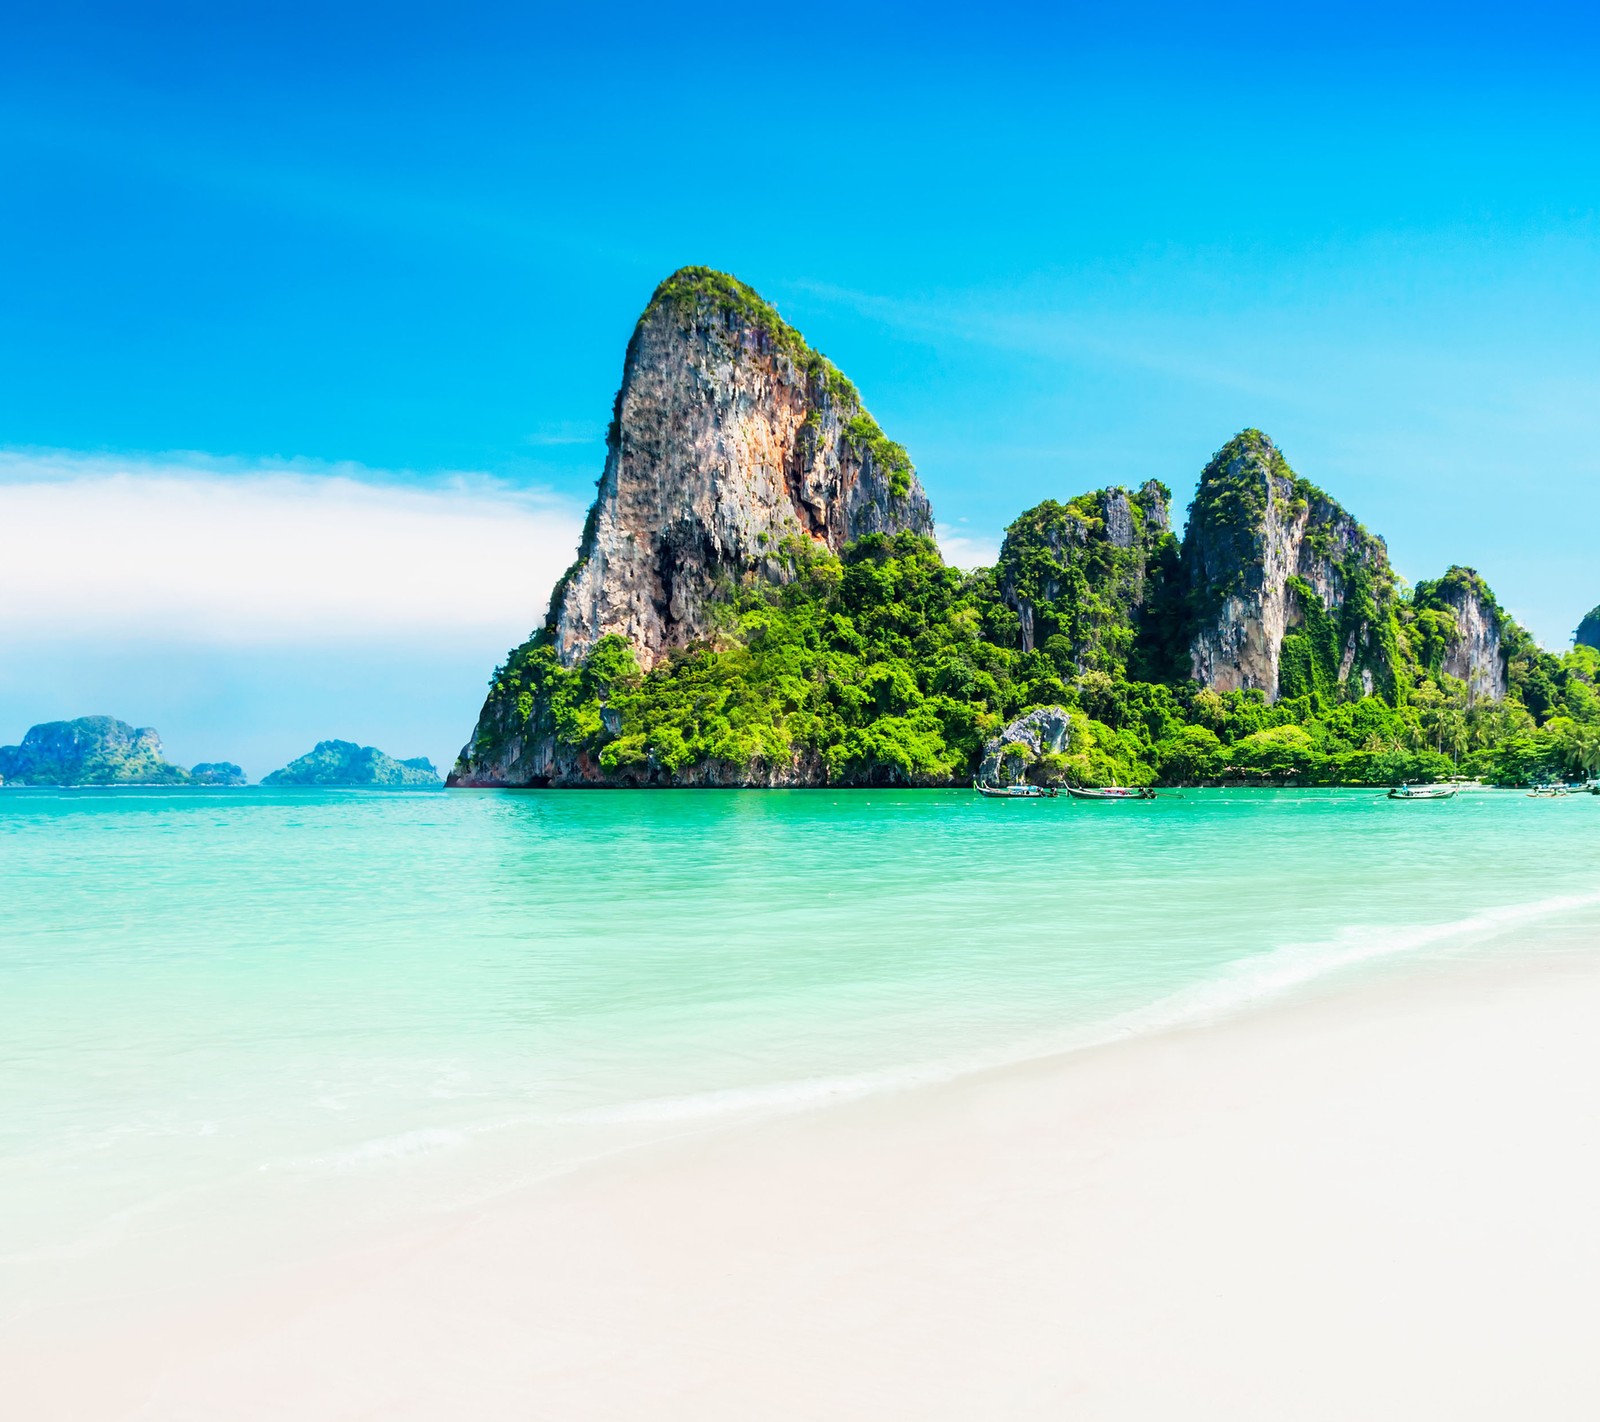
[567,888,1600,1128]
[263,1127,468,1174]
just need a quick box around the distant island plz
[190,762,249,786]
[450,266,1600,790]
[262,741,441,787]
[0,717,229,787]
[0,720,439,789]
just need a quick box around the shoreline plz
[11,919,1600,1419]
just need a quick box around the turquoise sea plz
[4,786,1600,1316]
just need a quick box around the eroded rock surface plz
[1184,431,1398,703]
[979,705,1071,786]
[547,268,933,674]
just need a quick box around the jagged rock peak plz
[543,266,934,673]
[1183,430,1398,703]
[1411,567,1508,702]
[996,482,1176,667]
[1577,605,1600,652]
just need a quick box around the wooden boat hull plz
[1066,787,1155,801]
[1387,787,1457,800]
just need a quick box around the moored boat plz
[974,781,1058,799]
[1526,783,1571,798]
[1387,783,1458,801]
[1066,785,1156,801]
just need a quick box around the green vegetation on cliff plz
[474,513,1600,788]
[995,483,1184,681]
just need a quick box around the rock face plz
[0,717,191,785]
[547,267,933,674]
[978,706,1071,786]
[453,267,936,788]
[996,483,1178,673]
[264,741,441,787]
[190,762,248,787]
[1412,567,1508,702]
[1578,606,1600,653]
[1183,430,1399,703]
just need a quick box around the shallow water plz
[3,785,1599,1312]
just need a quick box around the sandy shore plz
[16,941,1600,1420]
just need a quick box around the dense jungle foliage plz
[481,527,1600,789]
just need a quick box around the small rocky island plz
[190,763,249,786]
[0,717,232,787]
[262,741,441,787]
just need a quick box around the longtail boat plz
[1387,784,1458,801]
[1066,785,1156,801]
[974,781,1058,799]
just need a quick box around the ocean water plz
[4,785,1599,1315]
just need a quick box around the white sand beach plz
[15,942,1600,1420]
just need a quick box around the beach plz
[11,924,1600,1419]
[6,787,1599,1418]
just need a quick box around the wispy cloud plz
[0,449,585,647]
[936,524,1000,571]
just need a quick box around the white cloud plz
[0,449,586,647]
[936,524,1000,571]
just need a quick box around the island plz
[448,267,1599,791]
[0,716,236,787]
[189,762,249,787]
[262,741,442,787]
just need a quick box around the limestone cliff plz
[1578,606,1600,653]
[1410,567,1508,702]
[0,716,191,785]
[1183,430,1400,704]
[453,267,935,787]
[995,483,1179,677]
[547,267,932,672]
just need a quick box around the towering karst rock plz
[995,482,1181,676]
[1410,567,1509,702]
[1578,606,1600,653]
[545,267,933,673]
[452,267,935,786]
[1182,430,1401,704]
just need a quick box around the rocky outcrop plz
[190,762,248,786]
[1412,567,1508,702]
[978,706,1071,786]
[546,267,932,673]
[453,267,935,788]
[1183,430,1399,703]
[1578,606,1600,653]
[996,483,1178,673]
[264,741,441,787]
[0,716,192,786]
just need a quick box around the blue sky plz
[2,3,1597,774]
